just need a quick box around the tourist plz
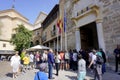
[69,49,73,70]
[10,51,20,78]
[48,49,54,79]
[54,51,61,76]
[78,54,86,80]
[20,49,26,64]
[114,45,120,72]
[88,49,102,80]
[35,51,41,68]
[99,48,106,74]
[41,50,48,63]
[60,51,65,70]
[29,52,34,70]
[34,63,48,80]
[22,54,30,72]
[64,50,70,70]
[88,50,94,69]
[72,49,78,71]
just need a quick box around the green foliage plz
[10,24,32,51]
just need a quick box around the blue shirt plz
[114,48,120,55]
[48,52,54,64]
[34,71,48,80]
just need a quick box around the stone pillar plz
[54,40,56,51]
[75,28,81,51]
[49,42,51,48]
[96,19,106,52]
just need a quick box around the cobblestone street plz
[0,61,120,80]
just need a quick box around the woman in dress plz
[10,51,20,78]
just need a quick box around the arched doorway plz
[80,22,98,50]
[35,40,39,45]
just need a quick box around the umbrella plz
[27,45,50,51]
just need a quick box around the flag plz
[64,9,67,32]
[57,16,63,34]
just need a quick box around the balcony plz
[51,30,56,37]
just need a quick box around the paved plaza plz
[0,61,120,80]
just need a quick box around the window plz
[3,43,6,47]
[52,25,56,31]
[51,25,56,36]
[36,31,39,35]
[35,40,39,45]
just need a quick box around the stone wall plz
[62,0,120,55]
[63,0,76,50]
[101,0,120,62]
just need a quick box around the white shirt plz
[65,52,70,59]
[89,52,93,61]
[92,54,97,64]
[73,52,77,61]
[30,54,34,62]
[10,55,20,66]
[55,54,61,63]
[42,53,47,61]
[78,59,86,72]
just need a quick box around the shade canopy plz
[27,45,50,51]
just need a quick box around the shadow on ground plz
[6,73,13,78]
[65,75,77,80]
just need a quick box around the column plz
[49,42,51,48]
[75,28,81,51]
[54,40,56,51]
[96,19,106,52]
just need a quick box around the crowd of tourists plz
[10,45,120,80]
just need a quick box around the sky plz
[0,0,59,24]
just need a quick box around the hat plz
[39,63,46,71]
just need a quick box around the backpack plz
[96,55,104,65]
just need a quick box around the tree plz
[10,24,32,52]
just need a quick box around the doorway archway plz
[80,22,98,50]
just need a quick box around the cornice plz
[0,15,12,19]
[96,18,103,23]
[71,4,100,25]
[42,34,60,44]
[12,17,33,26]
[90,4,100,17]
[0,39,10,42]
[33,27,42,31]
[0,9,28,21]
[73,0,79,4]
[0,15,33,27]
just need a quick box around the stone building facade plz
[32,12,47,45]
[60,0,120,62]
[62,0,104,51]
[41,4,60,51]
[101,0,120,58]
[0,9,33,54]
[32,0,120,60]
